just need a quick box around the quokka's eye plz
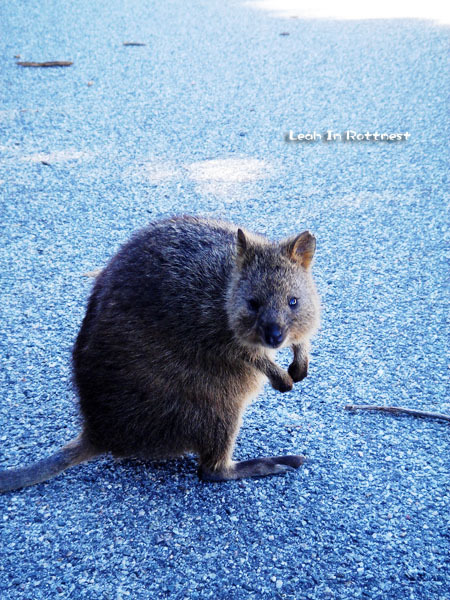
[248,298,260,312]
[288,297,298,308]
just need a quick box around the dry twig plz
[17,61,73,67]
[345,404,450,422]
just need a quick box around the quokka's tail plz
[0,434,98,492]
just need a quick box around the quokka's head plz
[226,228,320,350]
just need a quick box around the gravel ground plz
[1,1,449,599]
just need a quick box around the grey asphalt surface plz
[1,1,449,599]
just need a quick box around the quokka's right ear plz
[235,228,255,268]
[236,228,247,257]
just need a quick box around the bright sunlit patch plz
[188,157,273,201]
[188,158,270,183]
[138,162,178,183]
[246,0,450,24]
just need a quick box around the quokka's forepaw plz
[288,361,308,382]
[271,373,294,393]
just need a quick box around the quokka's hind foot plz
[199,454,305,482]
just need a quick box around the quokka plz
[0,215,320,491]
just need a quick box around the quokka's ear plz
[282,231,316,268]
[235,228,256,268]
[236,228,247,257]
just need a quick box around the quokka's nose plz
[264,323,284,348]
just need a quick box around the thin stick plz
[345,404,450,423]
[17,61,73,67]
